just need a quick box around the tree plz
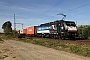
[2,21,12,34]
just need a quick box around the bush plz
[5,30,19,38]
[10,30,20,38]
[77,26,89,39]
[87,26,90,37]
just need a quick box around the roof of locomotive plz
[40,20,75,26]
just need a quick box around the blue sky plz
[0,0,90,32]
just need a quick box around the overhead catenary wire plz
[38,0,65,18]
[44,1,90,21]
[77,11,90,16]
[68,10,90,18]
[45,0,64,13]
[47,2,90,20]
[63,2,90,18]
[63,3,90,13]
[38,0,90,24]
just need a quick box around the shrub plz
[77,26,89,39]
[10,30,19,38]
[87,26,90,37]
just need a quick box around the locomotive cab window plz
[65,21,76,26]
[60,23,63,27]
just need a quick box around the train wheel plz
[42,35,44,38]
[54,35,56,39]
[60,35,65,40]
[50,35,54,39]
[58,36,61,39]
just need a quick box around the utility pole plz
[14,14,16,31]
[14,14,23,31]
[22,24,23,29]
[15,23,24,34]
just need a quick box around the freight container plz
[23,29,27,34]
[24,26,37,36]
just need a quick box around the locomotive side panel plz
[37,26,51,34]
[36,25,52,37]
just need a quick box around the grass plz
[0,38,4,43]
[19,37,90,57]
[0,38,3,41]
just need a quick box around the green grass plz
[19,38,90,57]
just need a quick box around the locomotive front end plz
[65,21,77,38]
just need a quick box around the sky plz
[0,0,90,32]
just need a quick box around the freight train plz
[17,20,77,39]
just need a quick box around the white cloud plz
[0,3,36,12]
[11,6,37,12]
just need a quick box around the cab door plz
[58,22,64,33]
[57,22,65,39]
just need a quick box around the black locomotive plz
[36,20,77,39]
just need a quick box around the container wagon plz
[23,26,37,37]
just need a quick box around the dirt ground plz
[0,40,90,60]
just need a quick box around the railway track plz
[33,37,90,46]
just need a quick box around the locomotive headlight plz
[67,26,70,30]
[74,27,77,31]
[67,26,77,31]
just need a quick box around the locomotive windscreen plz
[65,21,76,26]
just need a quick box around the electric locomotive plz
[36,20,77,39]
